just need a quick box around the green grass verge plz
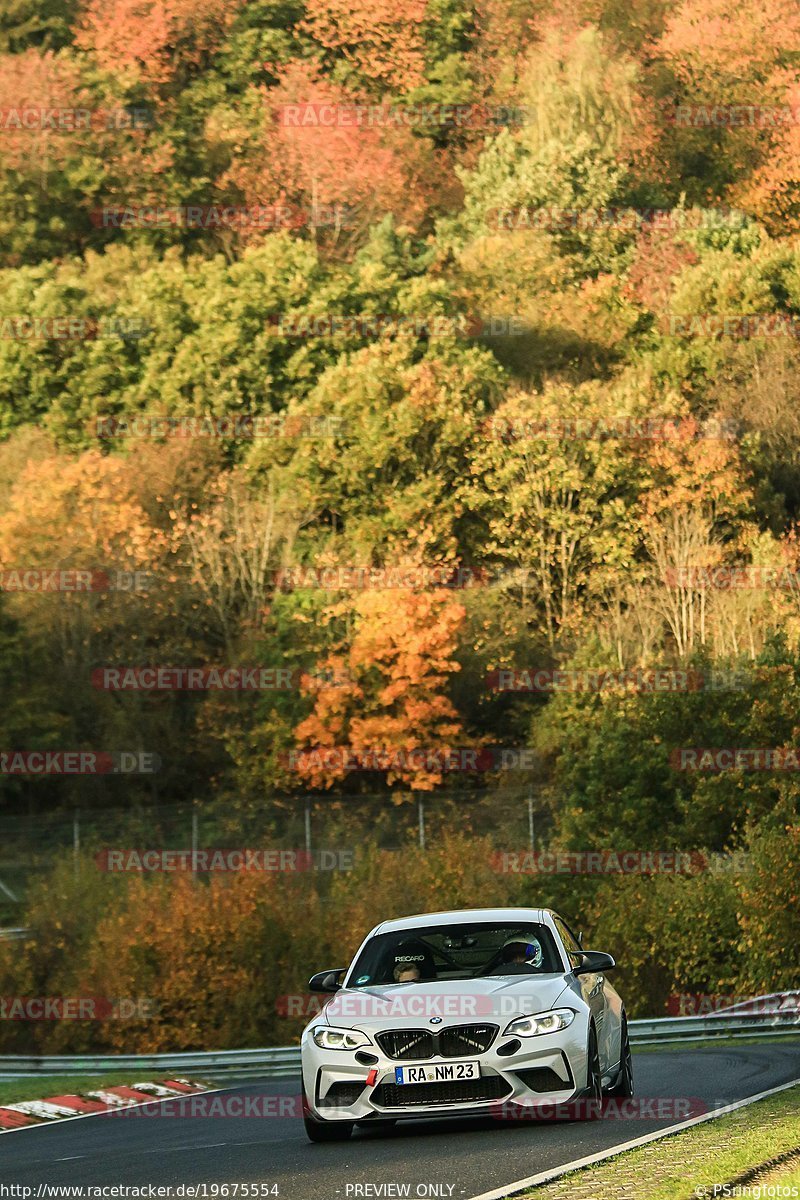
[522,1083,800,1200]
[772,1164,800,1188]
[0,1075,199,1108]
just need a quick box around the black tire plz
[304,1114,354,1142]
[607,1016,634,1099]
[579,1026,603,1120]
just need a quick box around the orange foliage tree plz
[656,0,800,227]
[297,0,429,92]
[0,48,175,224]
[293,584,467,792]
[81,871,326,1052]
[734,82,800,235]
[0,49,87,173]
[216,61,432,243]
[657,0,800,90]
[0,449,167,662]
[76,0,245,90]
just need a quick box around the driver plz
[393,962,421,983]
[501,934,544,969]
[389,940,432,983]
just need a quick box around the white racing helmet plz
[501,934,543,968]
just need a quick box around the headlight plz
[312,1026,371,1051]
[503,1008,576,1037]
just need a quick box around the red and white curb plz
[0,1078,209,1131]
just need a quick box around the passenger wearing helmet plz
[500,934,544,969]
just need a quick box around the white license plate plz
[395,1061,481,1085]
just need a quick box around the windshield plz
[345,921,563,985]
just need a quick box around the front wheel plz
[304,1114,354,1142]
[579,1027,603,1120]
[607,1016,634,1099]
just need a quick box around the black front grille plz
[376,1030,435,1060]
[439,1024,498,1056]
[375,1024,498,1061]
[373,1076,511,1108]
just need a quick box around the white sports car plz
[300,906,633,1141]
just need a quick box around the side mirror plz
[309,968,346,994]
[574,951,616,976]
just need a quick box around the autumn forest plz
[0,0,799,1048]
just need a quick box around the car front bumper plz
[301,1015,591,1123]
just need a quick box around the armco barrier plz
[628,1009,800,1045]
[0,1047,300,1079]
[0,1004,798,1079]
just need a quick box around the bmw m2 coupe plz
[301,906,633,1141]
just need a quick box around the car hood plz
[315,974,572,1032]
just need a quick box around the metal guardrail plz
[0,928,30,942]
[628,1011,800,1044]
[0,1048,300,1080]
[0,1010,797,1078]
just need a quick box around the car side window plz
[554,917,583,970]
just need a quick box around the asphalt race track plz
[4,1043,800,1200]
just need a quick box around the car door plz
[555,916,612,1076]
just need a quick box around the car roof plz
[370,907,553,935]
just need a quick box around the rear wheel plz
[607,1016,634,1099]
